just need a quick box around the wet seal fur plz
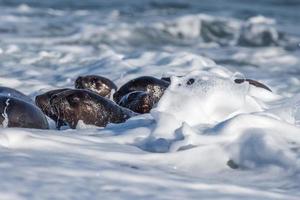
[75,75,117,98]
[50,89,136,129]
[0,86,34,104]
[0,96,49,129]
[35,88,70,128]
[113,76,169,104]
[118,91,156,114]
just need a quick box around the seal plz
[75,75,117,98]
[0,96,49,129]
[118,91,156,114]
[234,78,272,92]
[162,76,272,92]
[50,89,136,129]
[0,86,34,104]
[35,88,70,129]
[113,76,170,104]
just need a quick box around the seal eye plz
[186,78,195,85]
[234,79,244,84]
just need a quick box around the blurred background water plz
[0,0,299,95]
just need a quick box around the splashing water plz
[1,98,10,128]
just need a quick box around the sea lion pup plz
[0,86,34,104]
[0,96,49,129]
[50,89,136,129]
[113,76,170,104]
[234,78,272,92]
[162,76,272,92]
[75,75,117,98]
[118,91,156,114]
[35,88,70,129]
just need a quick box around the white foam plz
[1,98,10,128]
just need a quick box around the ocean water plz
[0,0,300,199]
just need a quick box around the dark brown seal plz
[35,88,70,129]
[50,89,136,129]
[0,96,49,129]
[75,75,117,98]
[0,86,34,104]
[118,91,156,114]
[113,76,169,104]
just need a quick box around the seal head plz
[75,75,117,98]
[113,76,169,104]
[35,88,70,129]
[50,89,135,129]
